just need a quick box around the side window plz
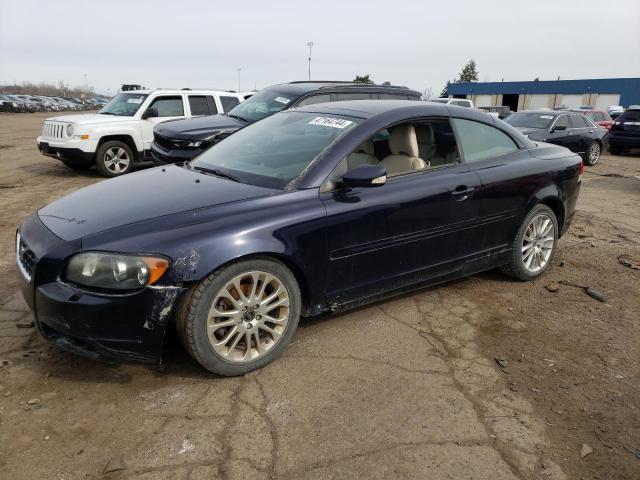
[334,93,372,101]
[148,96,184,117]
[452,100,471,107]
[554,115,569,129]
[220,96,240,112]
[592,112,603,122]
[377,93,406,100]
[188,95,214,116]
[452,118,518,163]
[295,94,331,107]
[570,115,588,128]
[321,119,460,191]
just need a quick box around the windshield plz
[505,112,555,129]
[99,92,149,116]
[191,111,360,189]
[226,88,297,123]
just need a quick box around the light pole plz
[236,68,242,92]
[306,42,314,80]
[84,73,88,92]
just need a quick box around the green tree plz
[457,59,479,83]
[439,80,451,98]
[353,74,373,84]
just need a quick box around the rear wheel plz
[584,141,601,166]
[177,258,301,376]
[95,141,134,177]
[501,204,558,281]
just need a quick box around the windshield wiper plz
[100,112,116,115]
[192,165,241,183]
[227,114,249,123]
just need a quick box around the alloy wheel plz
[521,213,555,273]
[104,147,130,174]
[588,142,600,165]
[207,271,290,363]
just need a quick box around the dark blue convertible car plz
[16,101,583,375]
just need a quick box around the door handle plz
[452,185,476,201]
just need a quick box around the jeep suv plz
[36,89,245,177]
[150,81,421,165]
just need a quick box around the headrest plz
[389,124,419,157]
[414,125,434,145]
[354,141,374,155]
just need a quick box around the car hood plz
[154,114,246,140]
[38,165,278,241]
[45,113,136,125]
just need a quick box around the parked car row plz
[36,82,421,177]
[0,93,107,113]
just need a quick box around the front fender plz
[89,123,142,151]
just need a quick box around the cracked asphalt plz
[1,113,638,479]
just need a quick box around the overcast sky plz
[1,0,639,96]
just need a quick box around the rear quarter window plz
[452,118,518,163]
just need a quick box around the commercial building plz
[447,77,640,111]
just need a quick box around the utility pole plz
[236,68,242,92]
[306,42,314,80]
[84,73,88,92]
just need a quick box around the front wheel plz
[177,258,301,376]
[95,141,134,177]
[584,141,601,166]
[501,204,558,281]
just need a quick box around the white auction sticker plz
[540,115,553,119]
[274,97,291,104]
[308,117,353,129]
[127,98,143,104]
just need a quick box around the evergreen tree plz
[457,59,479,83]
[353,74,373,84]
[439,81,451,97]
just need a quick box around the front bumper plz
[17,214,188,366]
[150,141,203,166]
[37,137,95,167]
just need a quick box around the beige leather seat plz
[346,141,376,169]
[415,125,436,162]
[380,125,428,176]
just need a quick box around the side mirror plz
[342,164,387,188]
[142,107,158,119]
[551,124,567,132]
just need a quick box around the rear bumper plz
[17,214,187,366]
[609,133,640,148]
[150,141,202,166]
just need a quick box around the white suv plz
[36,89,245,177]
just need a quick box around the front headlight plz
[64,252,170,291]
[12,102,17,107]
[66,124,74,136]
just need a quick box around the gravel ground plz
[0,112,638,480]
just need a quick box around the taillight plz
[579,159,584,175]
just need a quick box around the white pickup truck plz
[36,89,245,177]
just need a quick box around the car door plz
[449,117,527,257]
[321,119,482,305]
[545,114,576,151]
[140,95,187,151]
[569,114,590,153]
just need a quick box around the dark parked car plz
[609,107,640,154]
[150,81,422,165]
[17,101,582,375]
[504,110,608,165]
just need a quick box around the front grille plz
[153,132,174,151]
[42,121,65,139]
[16,233,37,281]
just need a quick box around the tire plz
[501,204,558,281]
[583,141,601,166]
[95,140,134,177]
[177,257,301,376]
[61,159,91,171]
